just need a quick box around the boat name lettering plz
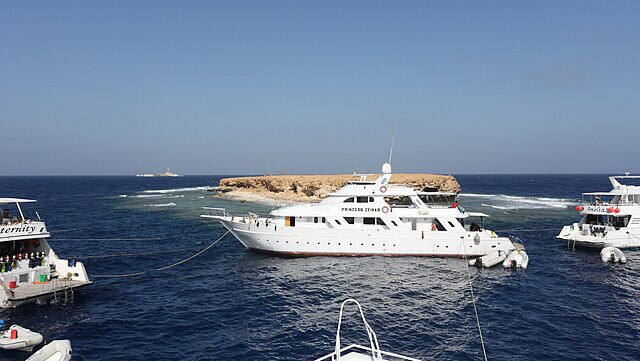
[0,225,37,234]
[586,206,610,213]
[341,207,381,212]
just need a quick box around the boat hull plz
[557,224,640,249]
[218,218,515,258]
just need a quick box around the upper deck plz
[0,198,49,241]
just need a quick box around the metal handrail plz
[314,344,421,361]
[201,207,231,218]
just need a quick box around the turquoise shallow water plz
[0,175,638,360]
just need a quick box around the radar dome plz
[382,163,392,174]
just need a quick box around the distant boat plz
[157,167,182,177]
[136,168,182,177]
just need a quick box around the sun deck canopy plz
[467,212,490,218]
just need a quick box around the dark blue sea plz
[0,175,638,360]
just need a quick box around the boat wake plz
[147,202,176,207]
[459,193,577,209]
[142,186,212,194]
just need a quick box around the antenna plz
[388,129,396,164]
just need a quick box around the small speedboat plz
[503,249,529,269]
[0,323,43,352]
[469,250,508,268]
[26,340,72,361]
[314,299,420,361]
[600,247,626,264]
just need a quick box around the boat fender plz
[382,206,389,213]
[10,329,17,339]
[10,260,16,269]
[380,186,387,193]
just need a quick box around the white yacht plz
[158,167,181,177]
[0,198,91,308]
[557,174,640,249]
[202,163,519,258]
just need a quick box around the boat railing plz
[201,207,232,218]
[314,344,421,361]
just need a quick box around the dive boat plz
[202,163,519,258]
[557,174,640,249]
[314,299,420,361]
[0,198,92,308]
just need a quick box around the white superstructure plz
[557,174,640,249]
[202,163,518,257]
[0,198,91,308]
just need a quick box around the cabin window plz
[357,196,369,203]
[390,220,397,226]
[344,197,354,203]
[376,218,386,226]
[364,217,375,225]
[432,219,446,231]
[285,216,296,227]
[314,217,318,223]
[448,221,456,228]
[384,196,413,206]
[322,217,326,223]
[612,215,631,228]
[344,217,354,224]
[335,219,342,225]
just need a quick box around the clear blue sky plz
[1,1,638,175]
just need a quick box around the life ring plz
[380,186,387,193]
[381,206,389,213]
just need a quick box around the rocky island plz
[215,173,460,204]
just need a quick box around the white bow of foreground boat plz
[557,174,640,250]
[314,299,420,361]
[202,163,522,260]
[0,198,92,308]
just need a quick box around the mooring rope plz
[459,241,489,361]
[92,231,230,278]
[77,247,196,259]
[55,237,165,241]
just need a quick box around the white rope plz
[93,231,230,278]
[460,239,489,361]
